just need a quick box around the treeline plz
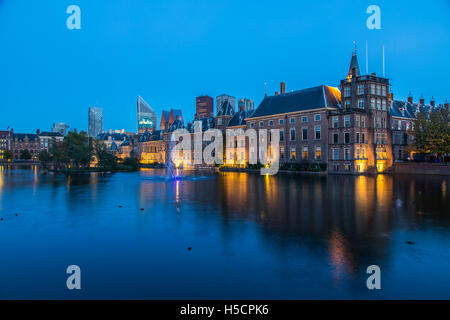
[39,130,139,171]
[410,106,450,161]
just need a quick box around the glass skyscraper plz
[137,96,157,134]
[88,107,103,138]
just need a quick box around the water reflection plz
[0,166,449,299]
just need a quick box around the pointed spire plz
[348,43,361,78]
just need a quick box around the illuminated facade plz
[0,130,12,160]
[137,96,157,134]
[331,50,393,173]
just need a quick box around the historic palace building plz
[128,47,447,174]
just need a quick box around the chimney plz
[36,129,40,135]
[407,91,413,104]
[371,72,376,76]
[420,94,424,106]
[430,96,435,108]
[388,90,393,101]
[275,91,279,95]
[280,82,285,95]
[444,99,449,108]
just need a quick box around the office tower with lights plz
[88,107,103,138]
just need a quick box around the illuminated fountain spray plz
[164,136,184,180]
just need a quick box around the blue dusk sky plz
[0,0,449,133]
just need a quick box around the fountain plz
[165,160,184,180]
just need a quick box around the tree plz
[3,149,13,161]
[94,141,117,169]
[412,106,450,161]
[39,149,52,168]
[20,149,32,160]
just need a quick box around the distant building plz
[11,130,40,160]
[160,110,171,131]
[195,95,214,119]
[137,96,157,134]
[88,107,103,138]
[238,98,254,112]
[52,123,70,136]
[0,130,12,160]
[38,131,64,152]
[216,94,236,115]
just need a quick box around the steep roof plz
[13,133,39,142]
[217,100,235,116]
[248,85,341,119]
[228,109,255,127]
[390,100,432,119]
[348,53,361,77]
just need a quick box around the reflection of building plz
[216,94,236,114]
[196,95,214,119]
[137,96,157,134]
[38,131,64,151]
[88,107,103,138]
[0,130,12,160]
[238,98,254,112]
[52,123,70,136]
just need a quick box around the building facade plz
[0,130,12,160]
[11,130,40,160]
[216,94,236,114]
[88,107,103,138]
[195,95,214,119]
[137,96,157,134]
[38,131,64,152]
[238,98,254,112]
[52,123,70,136]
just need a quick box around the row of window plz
[332,132,367,144]
[331,147,367,161]
[343,84,387,97]
[279,146,322,161]
[332,115,367,128]
[392,119,412,131]
[250,114,322,128]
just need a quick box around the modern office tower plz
[195,95,214,119]
[52,123,70,136]
[238,98,254,112]
[88,107,103,138]
[137,96,157,134]
[216,94,236,115]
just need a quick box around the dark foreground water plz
[0,165,449,299]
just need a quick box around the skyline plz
[1,0,449,133]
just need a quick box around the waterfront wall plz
[393,162,450,176]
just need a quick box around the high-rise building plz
[88,107,103,138]
[52,122,70,136]
[238,98,254,112]
[195,95,214,119]
[216,94,236,115]
[137,96,157,134]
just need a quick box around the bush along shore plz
[219,162,327,174]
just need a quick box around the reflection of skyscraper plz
[88,107,103,138]
[137,96,157,134]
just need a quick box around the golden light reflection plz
[328,230,356,284]
[0,165,4,192]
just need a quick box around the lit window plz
[290,147,296,160]
[302,146,308,159]
[315,146,322,160]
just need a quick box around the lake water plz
[0,165,449,299]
